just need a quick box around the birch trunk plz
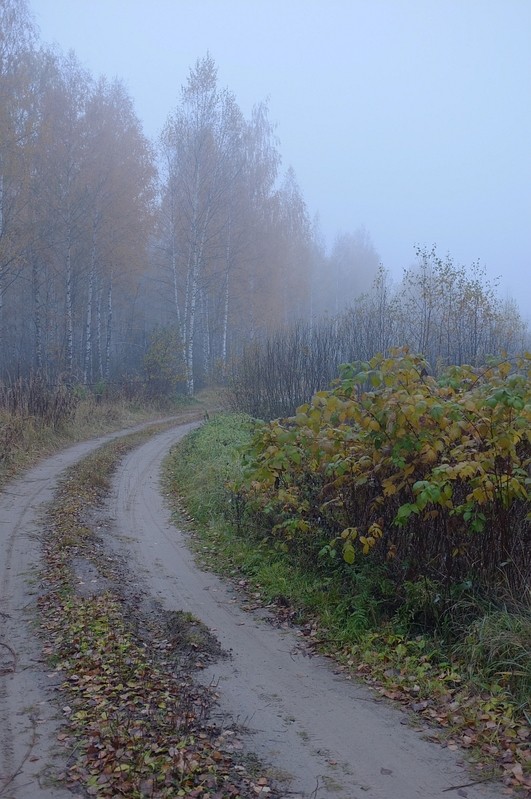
[183,168,208,396]
[201,289,210,379]
[221,269,229,373]
[221,220,231,374]
[169,184,183,338]
[65,235,74,382]
[185,255,199,396]
[104,275,112,380]
[96,280,103,380]
[32,256,43,371]
[83,226,97,384]
[184,224,208,396]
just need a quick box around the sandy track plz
[106,426,503,799]
[0,420,182,798]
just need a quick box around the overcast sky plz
[28,0,531,318]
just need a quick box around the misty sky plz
[29,0,531,318]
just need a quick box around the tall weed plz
[454,609,531,709]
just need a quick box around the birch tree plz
[0,0,35,368]
[394,247,525,366]
[26,51,92,379]
[160,55,246,394]
[81,78,155,382]
[216,101,281,356]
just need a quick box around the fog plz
[29,0,531,317]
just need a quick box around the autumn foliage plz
[236,351,530,600]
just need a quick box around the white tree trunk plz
[185,257,199,396]
[65,236,74,381]
[221,221,231,373]
[221,269,229,372]
[32,257,43,371]
[83,227,97,384]
[201,290,209,379]
[96,280,103,380]
[104,276,112,380]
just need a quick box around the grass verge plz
[164,413,531,797]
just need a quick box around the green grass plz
[454,609,531,708]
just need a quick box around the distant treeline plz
[230,253,529,420]
[0,1,527,395]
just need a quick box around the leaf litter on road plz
[36,431,276,798]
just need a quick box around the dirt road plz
[1,422,504,798]
[0,423,163,799]
[106,426,503,799]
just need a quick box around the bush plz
[236,350,530,601]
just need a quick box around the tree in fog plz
[27,51,92,378]
[0,27,156,380]
[81,78,155,382]
[160,54,246,394]
[2,13,527,398]
[219,100,280,351]
[394,247,524,366]
[158,55,315,393]
[338,266,398,359]
[228,118,315,342]
[315,227,380,317]
[0,0,35,359]
[271,167,313,325]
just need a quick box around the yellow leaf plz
[368,522,383,538]
[359,535,372,555]
[341,527,358,540]
[382,480,397,497]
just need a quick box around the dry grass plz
[0,386,213,490]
